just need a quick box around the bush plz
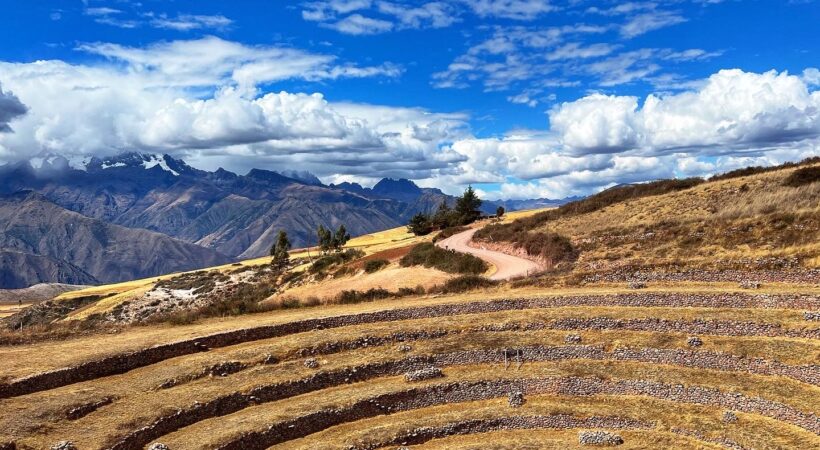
[516,232,576,265]
[309,248,365,273]
[337,288,393,304]
[783,166,820,187]
[428,275,497,294]
[400,243,488,274]
[364,259,389,273]
[432,225,468,243]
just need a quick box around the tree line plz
[407,186,502,236]
[269,223,350,270]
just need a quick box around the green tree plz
[496,205,505,219]
[455,185,482,225]
[407,212,433,236]
[332,224,350,251]
[317,224,333,254]
[270,230,291,270]
[432,201,453,229]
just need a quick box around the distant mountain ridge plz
[0,152,575,288]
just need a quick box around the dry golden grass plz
[409,429,718,450]
[533,164,820,270]
[2,195,818,448]
[2,279,817,449]
[0,302,32,318]
[152,362,818,450]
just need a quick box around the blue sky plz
[0,1,818,199]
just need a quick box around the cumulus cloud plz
[0,38,463,181]
[550,69,820,155]
[436,68,820,199]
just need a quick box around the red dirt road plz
[436,228,542,280]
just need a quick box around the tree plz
[270,230,291,270]
[317,224,333,254]
[332,224,350,251]
[455,185,482,225]
[432,201,454,229]
[496,206,505,219]
[407,212,433,236]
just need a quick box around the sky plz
[0,0,818,199]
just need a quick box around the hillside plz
[0,153,559,288]
[474,159,820,281]
[0,161,817,450]
[0,192,231,288]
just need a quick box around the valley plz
[0,159,817,450]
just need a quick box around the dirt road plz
[436,228,541,280]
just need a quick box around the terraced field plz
[1,284,818,449]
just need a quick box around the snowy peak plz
[78,152,199,177]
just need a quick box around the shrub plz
[432,225,468,243]
[309,248,365,273]
[400,243,488,274]
[364,259,389,273]
[783,166,820,187]
[337,288,393,304]
[428,275,497,294]
[396,285,426,296]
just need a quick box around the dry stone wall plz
[3,292,815,399]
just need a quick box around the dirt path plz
[436,228,541,280]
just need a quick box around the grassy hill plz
[475,158,819,280]
[0,161,817,449]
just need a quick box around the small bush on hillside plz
[400,243,488,274]
[432,226,468,243]
[515,232,576,265]
[428,275,497,294]
[783,166,820,187]
[364,259,389,273]
[309,248,365,273]
[337,288,393,304]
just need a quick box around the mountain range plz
[0,152,573,288]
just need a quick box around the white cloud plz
[550,69,820,156]
[377,2,458,28]
[77,36,399,93]
[620,10,687,38]
[328,13,394,34]
[461,0,556,20]
[148,14,233,31]
[0,38,464,181]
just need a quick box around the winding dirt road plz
[436,228,541,280]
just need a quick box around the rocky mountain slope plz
[0,152,563,288]
[0,192,231,287]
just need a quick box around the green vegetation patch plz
[309,248,365,274]
[400,242,488,275]
[428,275,497,294]
[364,259,389,273]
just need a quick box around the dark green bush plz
[309,248,365,273]
[432,225,468,243]
[428,275,497,294]
[337,288,392,304]
[400,243,488,274]
[364,259,389,273]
